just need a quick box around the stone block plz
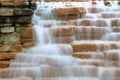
[0,8,13,16]
[111,19,120,27]
[0,27,14,33]
[103,33,120,41]
[104,50,120,60]
[23,42,35,48]
[0,33,20,45]
[0,23,13,27]
[20,38,34,44]
[71,42,97,52]
[74,27,109,34]
[0,52,16,60]
[0,45,11,52]
[80,19,94,26]
[75,33,104,40]
[95,20,107,27]
[56,21,68,26]
[103,68,120,78]
[52,37,74,43]
[0,17,14,23]
[53,7,86,16]
[102,12,120,18]
[71,41,118,52]
[20,28,33,39]
[77,59,105,66]
[15,17,32,23]
[73,52,104,59]
[14,8,33,16]
[109,61,120,67]
[88,7,104,13]
[0,61,10,68]
[112,27,120,32]
[8,44,22,52]
[51,27,74,37]
[62,65,98,77]
[0,0,28,7]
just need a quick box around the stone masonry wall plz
[0,0,34,68]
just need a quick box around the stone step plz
[102,12,120,18]
[74,27,109,40]
[52,7,86,20]
[87,7,104,13]
[108,61,120,67]
[52,36,74,43]
[74,27,109,34]
[0,61,11,68]
[76,59,105,66]
[111,19,120,27]
[73,52,104,59]
[0,52,16,60]
[50,26,74,37]
[71,41,119,52]
[112,27,120,32]
[104,50,120,61]
[0,65,120,78]
[12,55,77,67]
[0,77,33,80]
[69,18,120,27]
[103,32,120,41]
[10,58,104,67]
[69,19,108,27]
[0,65,97,78]
[23,42,36,49]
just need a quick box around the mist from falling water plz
[6,1,120,80]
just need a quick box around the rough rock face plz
[52,7,86,20]
[0,0,33,68]
[0,0,28,7]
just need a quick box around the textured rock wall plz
[0,0,33,68]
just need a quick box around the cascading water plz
[1,0,120,80]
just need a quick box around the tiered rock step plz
[73,52,104,59]
[71,41,119,52]
[9,59,104,67]
[69,18,120,27]
[0,66,120,79]
[103,50,120,67]
[104,50,120,61]
[103,32,120,41]
[0,53,16,68]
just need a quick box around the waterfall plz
[1,1,120,80]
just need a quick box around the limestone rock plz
[53,7,86,16]
[0,52,16,60]
[15,17,32,23]
[0,61,10,68]
[0,8,13,16]
[20,28,33,39]
[1,0,28,7]
[14,8,33,16]
[0,27,14,33]
[0,17,14,23]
